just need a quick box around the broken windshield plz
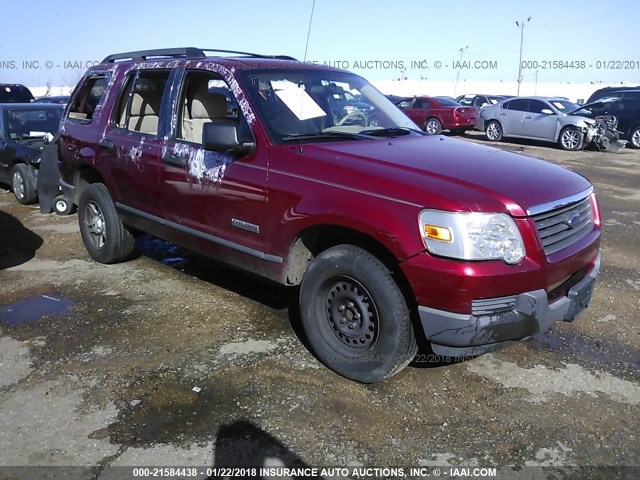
[239,69,419,144]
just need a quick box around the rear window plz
[433,97,460,106]
[0,85,34,103]
[68,75,110,123]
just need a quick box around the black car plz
[32,95,70,106]
[0,103,64,204]
[0,84,35,103]
[585,88,640,148]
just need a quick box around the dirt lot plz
[0,132,638,480]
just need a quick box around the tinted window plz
[414,99,431,109]
[504,99,529,111]
[0,85,34,103]
[114,70,170,135]
[433,97,460,107]
[68,75,110,123]
[528,100,550,114]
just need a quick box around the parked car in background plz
[395,96,477,134]
[0,84,34,103]
[586,85,640,104]
[0,103,64,204]
[477,96,600,150]
[33,95,70,106]
[583,89,640,149]
[455,94,510,108]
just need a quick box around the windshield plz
[239,69,419,143]
[6,108,63,138]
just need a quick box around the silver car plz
[476,96,597,150]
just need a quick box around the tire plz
[485,120,503,142]
[53,194,74,216]
[424,118,442,135]
[299,245,418,383]
[559,126,584,151]
[11,164,37,205]
[78,183,135,264]
[628,125,640,149]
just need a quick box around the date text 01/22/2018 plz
[521,60,640,70]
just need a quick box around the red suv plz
[57,48,601,383]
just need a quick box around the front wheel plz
[628,125,640,149]
[559,126,584,151]
[11,164,37,205]
[299,245,417,383]
[78,183,135,264]
[424,118,442,135]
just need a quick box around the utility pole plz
[515,17,531,96]
[453,46,468,96]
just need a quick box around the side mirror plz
[202,122,253,154]
[540,108,554,115]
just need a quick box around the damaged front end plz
[590,115,626,153]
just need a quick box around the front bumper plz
[418,251,601,357]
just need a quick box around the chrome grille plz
[472,295,517,316]
[532,195,593,256]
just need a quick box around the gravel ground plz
[0,132,638,480]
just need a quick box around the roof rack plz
[101,47,298,64]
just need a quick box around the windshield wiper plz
[359,127,424,137]
[282,131,370,142]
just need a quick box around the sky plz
[1,0,639,88]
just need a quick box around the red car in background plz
[396,96,477,135]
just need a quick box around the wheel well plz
[73,166,105,203]
[283,225,402,286]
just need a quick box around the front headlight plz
[418,210,525,264]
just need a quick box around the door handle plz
[163,153,186,167]
[99,139,115,150]
[499,113,506,116]
[524,116,532,119]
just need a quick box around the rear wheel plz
[559,126,584,151]
[628,125,640,149]
[424,118,442,135]
[299,245,418,383]
[11,164,37,205]
[78,183,135,263]
[485,120,503,141]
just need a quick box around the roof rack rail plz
[101,47,298,64]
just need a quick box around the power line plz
[530,0,640,29]
[303,0,317,62]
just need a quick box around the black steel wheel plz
[300,245,417,383]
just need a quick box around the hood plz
[298,136,591,217]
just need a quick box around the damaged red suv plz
[57,48,601,383]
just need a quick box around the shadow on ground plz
[0,209,43,269]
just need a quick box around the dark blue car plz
[0,103,64,204]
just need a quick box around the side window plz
[503,99,529,111]
[114,70,170,135]
[527,100,548,114]
[177,71,240,144]
[68,75,110,122]
[458,96,473,106]
[415,100,431,109]
[397,99,414,109]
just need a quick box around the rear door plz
[523,99,558,140]
[97,69,171,219]
[500,99,529,135]
[405,98,431,127]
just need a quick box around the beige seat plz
[128,92,160,135]
[183,83,228,143]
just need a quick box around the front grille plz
[472,295,517,316]
[532,195,593,256]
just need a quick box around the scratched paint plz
[173,143,232,183]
